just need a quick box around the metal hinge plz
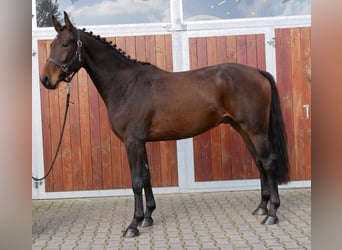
[303,104,310,119]
[267,37,276,47]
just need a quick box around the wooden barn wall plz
[190,34,266,182]
[191,27,311,182]
[275,27,311,181]
[38,35,178,192]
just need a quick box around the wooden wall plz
[38,35,179,192]
[275,27,311,180]
[190,27,311,182]
[37,27,311,192]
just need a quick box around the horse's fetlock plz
[135,215,144,222]
[147,203,156,211]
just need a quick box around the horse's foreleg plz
[123,139,146,238]
[140,165,156,227]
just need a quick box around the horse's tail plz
[259,70,290,184]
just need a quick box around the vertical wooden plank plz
[135,36,146,62]
[99,95,112,189]
[78,69,93,189]
[69,74,83,190]
[226,36,237,62]
[170,141,179,186]
[149,142,162,187]
[160,141,172,186]
[165,35,173,72]
[39,40,53,191]
[290,28,306,180]
[300,27,311,179]
[256,34,266,70]
[88,77,103,190]
[120,144,131,188]
[275,28,296,180]
[59,83,73,191]
[49,77,63,191]
[196,37,208,67]
[189,38,198,69]
[246,35,258,67]
[216,36,228,64]
[220,124,232,180]
[236,35,247,64]
[155,35,166,69]
[111,133,123,189]
[207,36,218,66]
[145,35,156,64]
[115,36,126,55]
[125,36,136,59]
[195,131,212,181]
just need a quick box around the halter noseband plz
[47,29,82,83]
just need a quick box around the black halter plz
[47,29,82,82]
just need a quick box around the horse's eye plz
[62,42,69,48]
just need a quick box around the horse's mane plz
[80,28,150,65]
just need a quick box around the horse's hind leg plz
[229,123,270,217]
[249,134,280,225]
[252,167,270,216]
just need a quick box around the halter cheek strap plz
[47,29,82,82]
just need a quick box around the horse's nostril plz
[40,75,52,89]
[40,75,48,84]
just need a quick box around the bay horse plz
[40,12,289,238]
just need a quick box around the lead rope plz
[32,83,71,186]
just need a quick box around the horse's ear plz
[64,11,74,30]
[52,15,62,32]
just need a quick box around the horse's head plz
[40,12,83,89]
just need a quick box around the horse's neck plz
[82,36,138,103]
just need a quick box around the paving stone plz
[32,188,311,250]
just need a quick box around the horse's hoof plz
[261,215,278,225]
[139,217,153,228]
[123,227,139,238]
[252,207,268,216]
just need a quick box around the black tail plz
[259,70,290,184]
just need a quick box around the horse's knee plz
[132,177,143,194]
[260,153,277,172]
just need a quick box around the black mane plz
[80,28,150,65]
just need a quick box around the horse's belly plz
[148,109,221,141]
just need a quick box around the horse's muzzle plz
[40,75,59,89]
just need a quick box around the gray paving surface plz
[32,188,311,249]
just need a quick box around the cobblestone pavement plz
[32,188,311,249]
